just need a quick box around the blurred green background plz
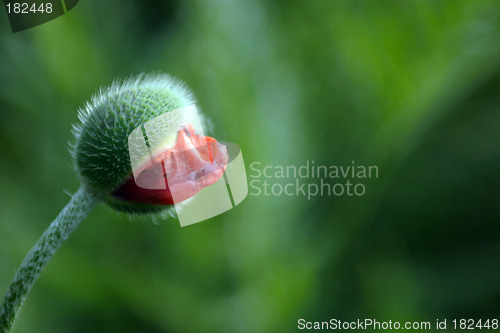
[1,0,500,332]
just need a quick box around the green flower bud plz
[1,73,234,332]
[72,73,197,214]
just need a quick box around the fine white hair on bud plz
[71,73,196,213]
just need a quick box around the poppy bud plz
[73,74,227,214]
[0,74,235,333]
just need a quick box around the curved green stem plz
[0,184,99,332]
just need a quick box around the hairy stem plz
[0,184,99,332]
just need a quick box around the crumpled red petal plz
[113,124,228,205]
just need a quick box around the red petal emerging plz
[113,124,228,205]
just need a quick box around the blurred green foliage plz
[1,1,499,332]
